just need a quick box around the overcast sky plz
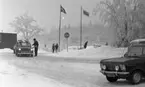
[1,0,101,33]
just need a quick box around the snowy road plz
[1,52,145,87]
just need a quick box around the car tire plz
[129,71,142,84]
[17,54,20,57]
[13,51,14,54]
[13,50,15,54]
[106,76,118,82]
[16,53,19,57]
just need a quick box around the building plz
[0,32,17,49]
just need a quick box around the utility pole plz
[58,5,62,52]
[80,6,83,49]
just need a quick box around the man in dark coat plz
[33,38,39,56]
[84,41,88,49]
[55,43,59,53]
[52,43,55,53]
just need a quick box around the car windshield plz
[20,42,31,46]
[127,46,142,57]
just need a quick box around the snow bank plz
[38,49,49,54]
[0,48,13,53]
[45,45,127,59]
[0,58,72,87]
[0,48,48,54]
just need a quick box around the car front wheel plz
[16,53,18,57]
[29,54,33,57]
[129,71,142,84]
[106,76,118,82]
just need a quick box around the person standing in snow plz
[32,38,39,56]
[105,42,108,46]
[52,43,55,53]
[55,43,59,53]
[44,44,46,48]
[84,41,88,49]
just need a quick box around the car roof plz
[17,40,30,42]
[130,39,145,43]
[17,41,31,45]
[129,39,145,47]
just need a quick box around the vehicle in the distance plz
[13,40,33,57]
[100,39,145,84]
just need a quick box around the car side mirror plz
[124,53,128,57]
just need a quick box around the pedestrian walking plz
[105,42,108,46]
[52,43,55,53]
[44,44,46,48]
[84,41,88,49]
[55,43,59,53]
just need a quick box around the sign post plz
[64,32,70,52]
[66,38,68,52]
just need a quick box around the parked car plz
[13,40,34,57]
[100,39,145,84]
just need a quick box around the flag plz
[60,5,66,14]
[83,9,89,17]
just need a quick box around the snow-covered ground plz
[0,49,73,87]
[0,46,144,87]
[0,48,13,53]
[43,45,127,59]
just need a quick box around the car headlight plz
[115,65,119,71]
[102,65,106,70]
[100,64,107,70]
[18,48,21,50]
[31,48,33,51]
[120,64,126,71]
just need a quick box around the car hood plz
[19,46,31,48]
[100,57,137,64]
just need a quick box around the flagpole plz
[80,6,83,49]
[58,5,62,52]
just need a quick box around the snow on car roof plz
[130,39,145,43]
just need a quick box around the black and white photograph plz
[1,0,145,87]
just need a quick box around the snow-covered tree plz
[93,0,145,47]
[10,13,43,41]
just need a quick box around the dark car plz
[100,39,145,84]
[13,40,34,57]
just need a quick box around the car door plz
[128,46,142,56]
[142,47,145,71]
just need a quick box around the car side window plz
[143,47,145,55]
[128,47,142,56]
[0,34,1,43]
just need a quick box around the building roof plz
[0,32,17,34]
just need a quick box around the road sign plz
[64,32,70,52]
[64,32,70,38]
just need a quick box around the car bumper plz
[17,52,33,55]
[100,70,129,78]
